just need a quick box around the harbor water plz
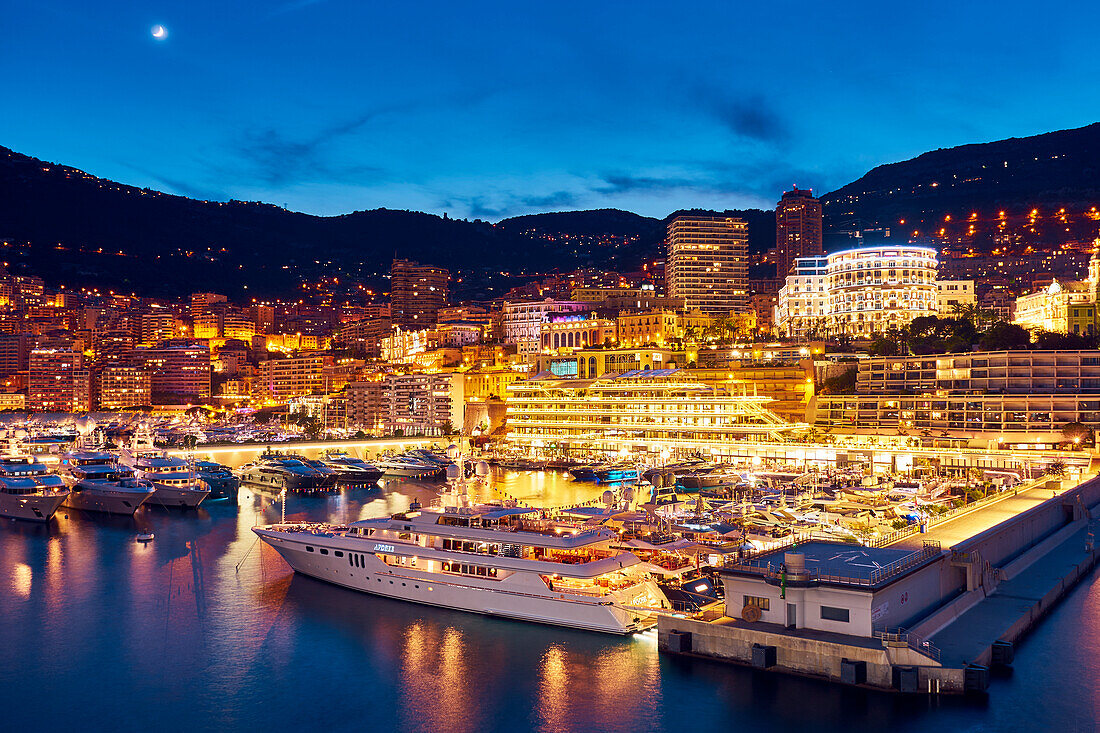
[0,469,1097,732]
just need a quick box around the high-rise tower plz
[775,187,823,279]
[665,216,749,314]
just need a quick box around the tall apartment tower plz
[390,259,449,329]
[665,216,749,315]
[775,187,823,279]
[191,292,228,322]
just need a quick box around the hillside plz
[822,122,1100,241]
[0,147,568,297]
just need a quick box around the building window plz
[743,595,770,611]
[820,605,850,622]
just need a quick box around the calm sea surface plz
[0,468,1097,733]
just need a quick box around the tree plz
[1061,422,1094,447]
[978,322,1031,351]
[1045,459,1067,479]
[1035,331,1098,350]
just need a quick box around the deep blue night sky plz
[4,1,1099,219]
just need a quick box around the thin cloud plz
[231,110,391,187]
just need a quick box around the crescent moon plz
[152,25,167,39]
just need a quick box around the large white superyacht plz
[254,482,677,634]
[58,451,156,515]
[119,434,210,508]
[0,455,70,521]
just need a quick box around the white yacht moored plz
[0,456,70,522]
[120,435,210,508]
[58,451,156,516]
[254,479,675,634]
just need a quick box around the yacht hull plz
[63,485,153,515]
[147,484,210,508]
[0,491,68,522]
[257,532,648,634]
[379,466,443,479]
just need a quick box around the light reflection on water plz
[0,469,1096,732]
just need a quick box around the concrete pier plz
[659,475,1100,694]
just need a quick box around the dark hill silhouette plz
[823,122,1100,238]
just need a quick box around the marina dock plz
[659,474,1100,694]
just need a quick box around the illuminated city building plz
[382,372,465,435]
[666,215,749,315]
[131,342,211,404]
[540,314,616,351]
[193,303,256,341]
[506,369,799,456]
[346,380,386,432]
[775,187,823,279]
[0,334,31,379]
[139,311,177,346]
[935,280,976,313]
[98,366,152,410]
[776,246,938,337]
[615,310,676,347]
[247,304,275,334]
[502,298,590,355]
[255,353,331,402]
[28,348,91,411]
[190,292,227,321]
[390,259,449,329]
[826,246,938,336]
[775,256,828,338]
[1013,253,1100,335]
[288,393,347,431]
[380,327,430,364]
[463,368,526,401]
[813,350,1100,446]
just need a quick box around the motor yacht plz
[57,451,156,515]
[253,485,676,634]
[119,443,210,508]
[235,452,338,492]
[0,455,70,521]
[375,454,445,479]
[319,451,385,484]
[194,461,241,500]
[595,464,639,483]
[567,465,600,481]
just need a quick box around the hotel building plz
[666,216,749,315]
[506,369,799,456]
[776,246,938,337]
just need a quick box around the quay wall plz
[953,475,1100,568]
[657,617,962,693]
